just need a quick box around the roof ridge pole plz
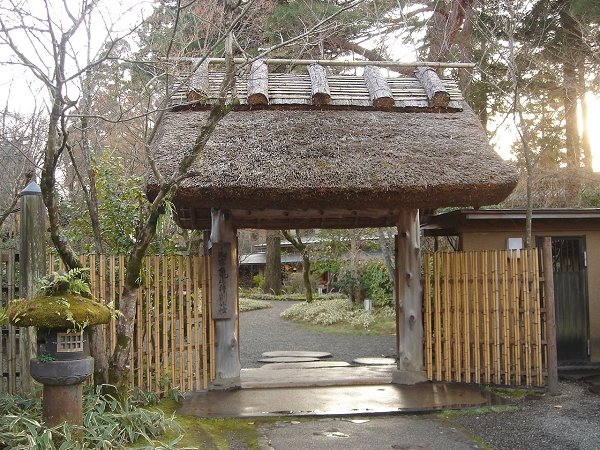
[414,66,450,108]
[187,58,210,103]
[247,59,269,106]
[363,66,395,108]
[307,63,331,106]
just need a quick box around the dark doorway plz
[541,236,590,363]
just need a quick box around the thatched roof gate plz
[146,59,517,391]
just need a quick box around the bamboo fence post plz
[162,255,168,390]
[433,253,442,381]
[144,256,151,391]
[522,251,532,385]
[119,255,126,366]
[453,252,461,381]
[0,251,4,392]
[209,252,215,382]
[423,254,433,380]
[442,253,451,381]
[501,251,511,385]
[109,256,116,353]
[170,255,176,386]
[472,252,481,384]
[492,252,502,384]
[461,252,471,383]
[186,256,193,391]
[154,256,160,393]
[136,273,143,389]
[531,249,543,386]
[192,255,201,391]
[542,238,559,393]
[7,249,16,394]
[511,252,521,383]
[482,251,491,383]
[201,247,209,389]
[178,255,185,390]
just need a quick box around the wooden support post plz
[19,182,45,393]
[363,66,394,108]
[542,237,559,394]
[307,63,331,106]
[414,66,450,107]
[393,209,427,384]
[187,58,210,103]
[247,59,269,106]
[209,209,241,389]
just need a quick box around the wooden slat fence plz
[0,250,20,393]
[46,253,213,394]
[423,249,546,387]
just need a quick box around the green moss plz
[7,294,111,328]
[140,399,281,449]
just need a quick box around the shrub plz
[0,387,176,449]
[359,261,394,307]
[281,298,394,329]
[251,274,265,289]
[282,272,316,294]
[239,298,272,312]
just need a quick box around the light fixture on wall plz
[507,237,523,258]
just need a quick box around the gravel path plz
[452,381,600,449]
[239,301,396,368]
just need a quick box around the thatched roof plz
[147,61,517,229]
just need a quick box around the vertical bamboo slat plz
[522,251,532,385]
[185,257,193,391]
[500,251,511,384]
[136,278,143,388]
[492,253,502,384]
[442,253,452,381]
[481,251,491,383]
[153,256,160,393]
[433,253,442,381]
[178,255,185,390]
[472,252,481,384]
[193,256,201,391]
[452,253,461,381]
[170,256,176,386]
[162,256,168,390]
[532,249,543,385]
[7,249,16,393]
[423,254,433,380]
[511,252,521,383]
[461,252,471,383]
[201,253,209,390]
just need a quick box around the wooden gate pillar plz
[393,209,427,384]
[209,209,241,389]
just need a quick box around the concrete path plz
[259,416,480,450]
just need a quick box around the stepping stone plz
[260,361,352,370]
[352,357,396,366]
[261,351,332,359]
[258,356,321,363]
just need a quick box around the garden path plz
[239,301,396,369]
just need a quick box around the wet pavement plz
[259,416,481,450]
[177,382,496,418]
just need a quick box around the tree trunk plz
[108,283,138,399]
[302,251,313,303]
[263,231,281,295]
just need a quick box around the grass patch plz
[280,298,395,335]
[437,405,519,420]
[484,386,540,399]
[239,298,272,312]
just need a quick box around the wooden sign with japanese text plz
[211,242,234,319]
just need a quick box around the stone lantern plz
[7,280,111,426]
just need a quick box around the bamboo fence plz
[423,249,546,387]
[46,253,214,393]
